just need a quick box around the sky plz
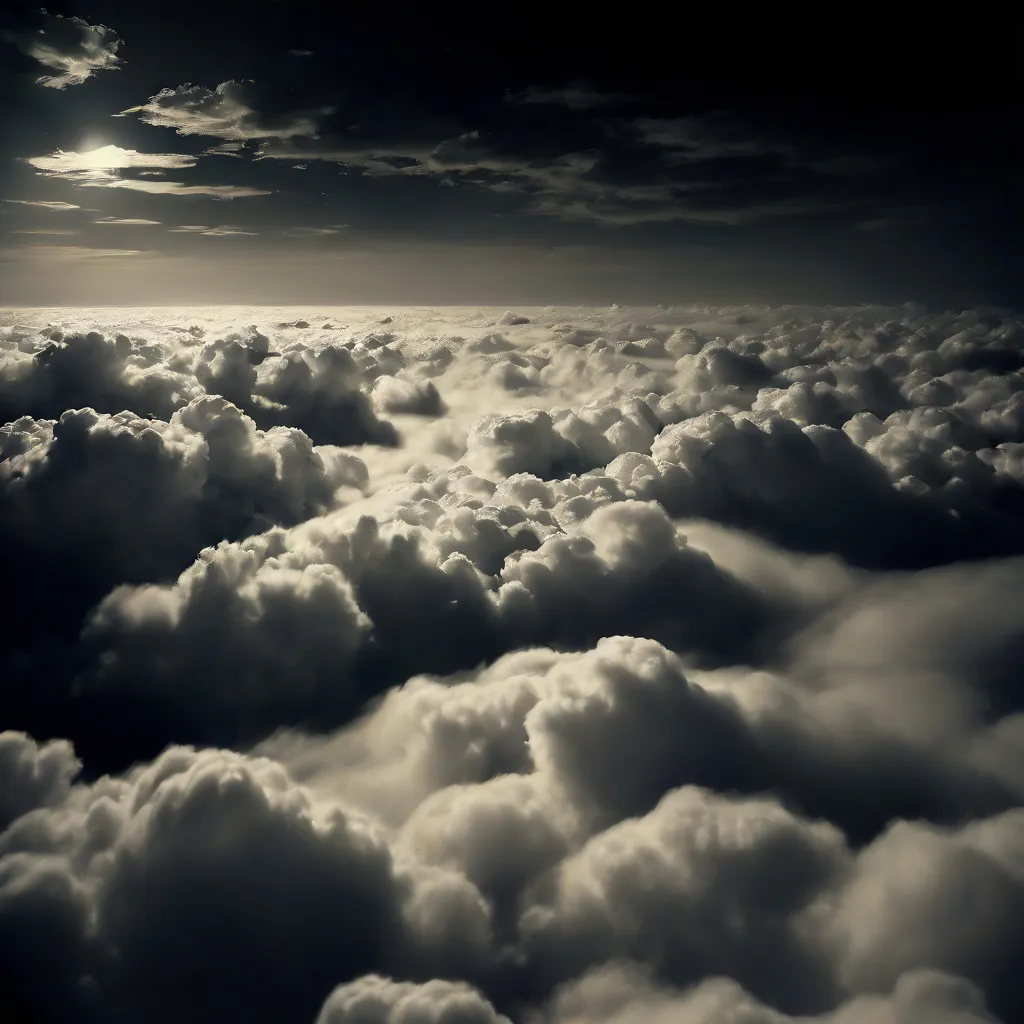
[1,2,1021,307]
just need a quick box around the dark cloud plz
[3,11,121,88]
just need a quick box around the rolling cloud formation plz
[1,303,1023,1023]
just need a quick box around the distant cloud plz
[855,208,930,231]
[3,12,121,89]
[6,244,145,258]
[256,122,847,227]
[3,199,81,211]
[289,48,314,57]
[94,216,163,226]
[200,225,258,236]
[632,115,795,162]
[121,80,327,141]
[282,227,339,237]
[506,82,630,110]
[85,180,271,198]
[12,229,79,235]
[169,224,257,235]
[204,142,247,158]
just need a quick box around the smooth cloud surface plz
[0,303,1023,1023]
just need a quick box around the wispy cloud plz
[168,224,257,235]
[3,13,121,89]
[24,146,271,199]
[94,216,163,226]
[81,180,271,198]
[258,113,868,227]
[281,227,339,237]
[11,229,80,236]
[506,82,630,110]
[204,142,247,159]
[27,146,196,180]
[3,244,146,259]
[3,199,81,211]
[120,81,328,141]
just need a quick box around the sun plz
[77,144,124,169]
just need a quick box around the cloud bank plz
[0,303,1022,1023]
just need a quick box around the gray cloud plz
[121,80,328,141]
[2,305,1024,1023]
[506,82,630,110]
[3,199,81,211]
[3,12,121,88]
[94,216,163,226]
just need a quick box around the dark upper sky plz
[1,2,1020,306]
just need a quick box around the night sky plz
[1,2,1020,306]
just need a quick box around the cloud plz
[540,963,1003,1024]
[194,225,258,236]
[2,305,1024,1023]
[94,216,163,226]
[12,229,79,236]
[257,115,852,227]
[317,976,509,1023]
[121,80,326,141]
[81,179,272,198]
[203,141,247,158]
[282,227,340,237]
[24,145,272,198]
[3,12,121,88]
[3,199,81,211]
[506,83,630,110]
[4,244,146,258]
[26,145,196,177]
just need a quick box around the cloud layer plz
[1,303,1022,1023]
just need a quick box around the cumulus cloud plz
[4,12,121,88]
[2,304,1024,1024]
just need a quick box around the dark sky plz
[1,2,1020,306]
